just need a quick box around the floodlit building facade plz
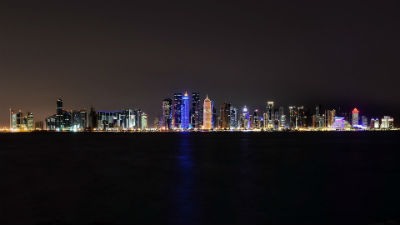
[203,96,212,130]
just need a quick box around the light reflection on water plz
[171,133,198,225]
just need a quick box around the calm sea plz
[1,132,399,225]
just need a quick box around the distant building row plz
[45,99,148,131]
[159,93,395,131]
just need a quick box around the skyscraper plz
[267,101,274,128]
[57,98,63,115]
[191,92,201,129]
[220,102,231,130]
[327,109,336,128]
[47,98,72,131]
[252,109,260,129]
[279,106,286,129]
[230,106,238,129]
[242,106,250,129]
[288,106,297,129]
[141,113,148,130]
[203,96,212,130]
[173,93,183,129]
[181,92,190,130]
[88,107,98,131]
[352,108,359,127]
[162,98,173,130]
[134,109,142,129]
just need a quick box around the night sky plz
[1,1,399,126]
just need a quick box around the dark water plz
[1,132,400,225]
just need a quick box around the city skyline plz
[4,91,400,128]
[6,93,397,131]
[1,1,400,126]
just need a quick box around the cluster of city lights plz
[5,94,397,133]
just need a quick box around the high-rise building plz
[220,102,231,130]
[121,109,135,130]
[141,113,148,130]
[242,106,250,129]
[88,107,98,131]
[173,93,183,129]
[46,98,72,131]
[381,116,394,129]
[263,112,269,129]
[327,109,336,128]
[230,106,238,129]
[181,92,190,130]
[134,109,142,129]
[279,106,286,129]
[288,106,297,129]
[10,110,34,131]
[203,96,212,130]
[297,106,307,128]
[352,108,359,127]
[191,92,201,129]
[162,98,173,130]
[361,116,368,128]
[267,101,274,128]
[57,98,63,115]
[71,110,87,131]
[212,103,218,129]
[274,109,280,130]
[314,105,325,128]
[252,109,260,129]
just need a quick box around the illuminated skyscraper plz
[279,106,286,129]
[263,112,269,129]
[267,101,274,128]
[252,109,260,129]
[381,116,394,129]
[230,106,238,129]
[327,109,336,128]
[181,92,190,130]
[288,106,297,129]
[162,98,173,130]
[242,106,250,129]
[141,113,148,130]
[203,96,212,130]
[47,98,72,131]
[220,102,231,130]
[191,92,201,129]
[352,108,359,127]
[134,109,142,129]
[297,106,308,128]
[173,93,183,129]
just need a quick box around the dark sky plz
[1,1,399,126]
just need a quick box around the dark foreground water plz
[1,132,400,225]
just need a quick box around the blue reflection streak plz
[173,133,197,225]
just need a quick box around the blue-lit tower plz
[181,91,190,130]
[173,93,183,129]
